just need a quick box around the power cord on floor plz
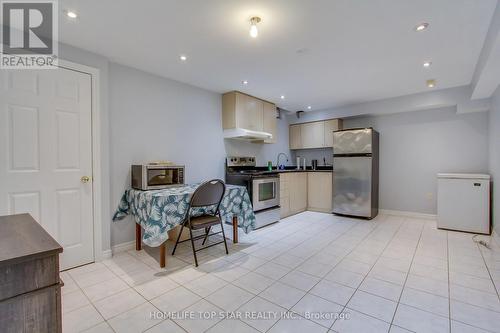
[472,234,491,249]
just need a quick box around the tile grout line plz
[447,238,500,313]
[64,263,128,332]
[412,259,500,295]
[387,218,426,329]
[265,214,395,332]
[214,216,363,332]
[66,214,469,333]
[70,216,382,333]
[212,216,364,332]
[447,230,451,333]
[332,216,412,330]
[475,237,500,301]
[70,251,205,332]
[159,215,343,332]
[263,219,380,332]
[66,261,134,330]
[173,225,486,333]
[447,235,500,333]
[67,275,121,332]
[64,215,339,332]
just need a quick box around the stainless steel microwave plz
[131,164,185,190]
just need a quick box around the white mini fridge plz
[437,173,491,234]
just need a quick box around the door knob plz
[81,176,91,183]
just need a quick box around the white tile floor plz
[62,212,500,333]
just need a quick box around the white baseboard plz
[111,240,136,254]
[379,209,437,220]
[101,249,112,259]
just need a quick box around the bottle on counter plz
[312,159,318,170]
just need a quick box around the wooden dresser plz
[0,214,63,332]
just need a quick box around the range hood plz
[223,128,272,141]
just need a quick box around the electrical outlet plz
[426,192,434,200]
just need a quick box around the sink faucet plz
[276,152,289,170]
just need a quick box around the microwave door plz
[146,169,174,189]
[147,169,167,186]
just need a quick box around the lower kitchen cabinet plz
[280,172,333,218]
[307,172,333,212]
[280,172,307,218]
[279,174,290,218]
[279,193,291,218]
[290,173,307,214]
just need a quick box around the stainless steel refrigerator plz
[333,128,379,219]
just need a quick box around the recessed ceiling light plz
[415,23,429,32]
[423,61,432,68]
[307,106,312,110]
[427,79,436,88]
[242,80,248,85]
[179,55,187,61]
[280,95,285,99]
[66,10,78,18]
[249,17,261,38]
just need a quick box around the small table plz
[113,184,256,267]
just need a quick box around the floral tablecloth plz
[112,184,256,247]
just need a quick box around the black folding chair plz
[171,179,229,266]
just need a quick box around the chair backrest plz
[190,179,226,209]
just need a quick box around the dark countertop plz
[277,169,333,173]
[253,166,333,174]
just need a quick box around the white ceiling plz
[58,0,497,111]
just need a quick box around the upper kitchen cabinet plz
[289,118,343,149]
[289,124,301,149]
[240,93,264,131]
[263,101,277,144]
[222,91,263,131]
[222,91,277,143]
[301,121,324,148]
[323,119,343,148]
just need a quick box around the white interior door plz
[0,66,94,270]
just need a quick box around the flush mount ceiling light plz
[280,95,285,99]
[249,17,261,38]
[423,61,432,68]
[242,80,248,85]
[66,10,78,18]
[427,79,436,88]
[179,55,187,61]
[415,22,429,32]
